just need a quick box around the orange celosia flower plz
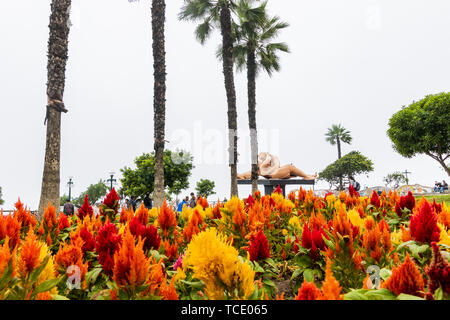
[142,258,165,296]
[17,230,42,278]
[275,292,285,300]
[158,200,177,236]
[162,239,178,261]
[135,203,149,226]
[183,208,203,242]
[54,236,87,283]
[113,229,150,289]
[383,254,424,297]
[0,214,21,249]
[319,260,343,300]
[36,292,53,300]
[295,280,322,300]
[159,276,179,300]
[42,202,57,231]
[0,236,11,274]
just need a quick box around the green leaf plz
[0,259,13,290]
[53,294,70,300]
[29,255,50,284]
[262,279,276,288]
[365,289,397,300]
[34,278,61,295]
[290,268,303,281]
[396,293,424,300]
[344,289,370,300]
[433,287,443,300]
[380,268,392,281]
[303,269,315,282]
[86,267,103,286]
[180,280,205,290]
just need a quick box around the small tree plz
[325,124,353,190]
[0,186,4,205]
[196,179,216,199]
[120,150,194,199]
[383,172,407,189]
[319,151,374,189]
[74,180,108,207]
[387,92,450,176]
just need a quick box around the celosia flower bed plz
[0,188,449,300]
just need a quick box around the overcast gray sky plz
[1,0,449,210]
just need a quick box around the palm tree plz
[38,0,72,219]
[226,0,289,193]
[325,124,352,190]
[179,0,244,198]
[152,0,167,208]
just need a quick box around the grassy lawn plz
[424,193,450,206]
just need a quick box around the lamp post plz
[107,172,117,190]
[403,170,411,185]
[67,177,74,201]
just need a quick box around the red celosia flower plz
[96,223,122,275]
[301,223,328,259]
[78,195,94,220]
[141,225,161,252]
[348,185,359,198]
[425,242,450,298]
[432,199,442,214]
[370,191,381,208]
[72,226,96,254]
[129,217,145,237]
[158,200,177,235]
[102,188,120,215]
[248,230,270,261]
[384,254,424,297]
[395,191,415,217]
[273,185,282,194]
[410,201,441,243]
[295,280,322,300]
[245,195,255,208]
[57,213,70,230]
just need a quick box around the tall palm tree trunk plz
[38,0,72,219]
[337,137,343,190]
[247,48,258,194]
[220,2,239,198]
[152,0,167,208]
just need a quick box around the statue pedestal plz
[237,179,315,197]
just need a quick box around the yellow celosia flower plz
[437,223,450,247]
[282,229,288,236]
[326,194,336,206]
[390,229,403,246]
[36,243,57,295]
[183,228,255,300]
[148,208,159,219]
[173,267,186,284]
[181,206,193,222]
[118,224,125,236]
[347,209,364,230]
[288,217,301,230]
[223,197,245,219]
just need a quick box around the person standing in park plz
[63,198,75,216]
[144,194,153,209]
[130,196,137,211]
[177,196,189,212]
[189,192,196,208]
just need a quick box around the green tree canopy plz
[0,186,4,205]
[383,172,407,188]
[387,92,450,176]
[74,180,108,207]
[319,151,374,189]
[196,179,216,198]
[120,150,194,199]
